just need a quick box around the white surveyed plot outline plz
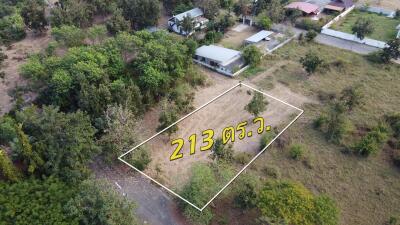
[118,82,304,211]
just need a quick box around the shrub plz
[52,25,86,47]
[260,131,276,150]
[305,30,317,42]
[263,165,280,179]
[0,116,16,144]
[295,18,323,32]
[353,124,389,156]
[243,45,263,67]
[233,174,261,209]
[258,180,339,225]
[235,152,252,165]
[0,148,21,182]
[211,138,234,162]
[289,144,306,160]
[257,15,272,30]
[130,148,151,171]
[0,13,26,44]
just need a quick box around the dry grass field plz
[225,41,400,225]
[125,71,304,204]
[357,0,400,10]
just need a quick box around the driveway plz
[315,34,380,55]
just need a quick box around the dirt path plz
[0,31,51,115]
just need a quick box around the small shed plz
[245,30,274,44]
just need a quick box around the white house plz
[168,8,209,36]
[194,45,246,76]
[244,30,274,44]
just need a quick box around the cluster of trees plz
[0,0,26,44]
[0,177,138,225]
[50,0,160,30]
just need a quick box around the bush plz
[235,152,252,165]
[295,18,323,32]
[52,25,86,47]
[233,174,261,209]
[353,124,389,156]
[260,131,276,150]
[263,165,280,179]
[203,31,223,44]
[258,180,339,225]
[243,45,263,67]
[305,30,318,42]
[106,8,130,35]
[0,13,26,44]
[130,148,151,171]
[257,15,272,30]
[289,144,306,160]
[0,116,16,144]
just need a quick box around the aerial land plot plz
[331,10,400,42]
[120,83,301,208]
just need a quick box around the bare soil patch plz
[127,65,311,205]
[219,24,258,49]
[0,31,51,115]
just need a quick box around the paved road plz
[315,34,380,55]
[92,163,187,225]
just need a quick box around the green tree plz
[99,105,140,164]
[0,148,21,182]
[0,13,26,44]
[13,106,99,182]
[257,14,272,30]
[315,102,353,144]
[352,17,374,40]
[106,8,131,35]
[245,91,268,117]
[233,174,261,209]
[157,101,179,136]
[210,138,234,162]
[50,0,94,27]
[52,25,86,47]
[87,25,107,44]
[180,15,194,35]
[180,163,218,224]
[243,45,262,66]
[65,180,139,225]
[233,0,251,23]
[12,123,44,174]
[20,0,48,33]
[353,123,389,156]
[0,116,16,144]
[195,0,220,19]
[380,38,400,63]
[305,30,317,42]
[119,0,160,29]
[300,51,324,75]
[0,177,139,225]
[258,180,338,225]
[340,86,364,111]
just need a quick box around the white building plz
[194,45,246,76]
[168,8,209,36]
[244,30,274,44]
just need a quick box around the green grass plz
[331,10,400,42]
[248,41,400,225]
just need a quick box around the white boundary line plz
[118,81,304,211]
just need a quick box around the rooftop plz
[195,45,241,66]
[284,2,320,14]
[245,30,274,43]
[174,8,204,21]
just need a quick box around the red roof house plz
[284,2,320,15]
[325,0,354,12]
